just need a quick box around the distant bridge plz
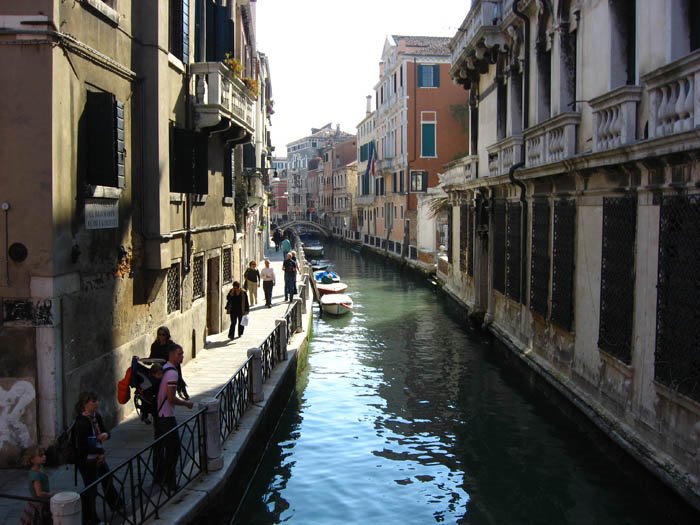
[276,220,332,238]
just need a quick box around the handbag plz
[240,314,249,326]
[242,280,248,291]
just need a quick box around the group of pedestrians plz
[24,249,299,524]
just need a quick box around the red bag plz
[117,367,132,404]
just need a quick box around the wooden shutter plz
[87,91,118,187]
[193,132,208,194]
[170,126,194,193]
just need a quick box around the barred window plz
[551,200,576,331]
[506,202,523,303]
[467,205,474,277]
[530,200,550,317]
[167,262,181,314]
[655,194,700,402]
[598,196,637,364]
[193,254,204,300]
[222,247,232,284]
[459,204,470,274]
[492,200,506,293]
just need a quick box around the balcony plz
[450,0,506,75]
[643,49,700,140]
[590,85,642,152]
[438,155,479,190]
[487,136,523,176]
[524,112,580,168]
[191,62,255,134]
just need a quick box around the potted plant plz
[223,53,243,77]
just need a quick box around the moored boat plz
[314,270,340,283]
[320,293,353,316]
[303,242,324,257]
[310,260,329,271]
[316,282,348,295]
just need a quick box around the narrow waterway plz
[232,243,698,524]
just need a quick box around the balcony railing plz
[487,136,523,176]
[191,62,255,133]
[438,155,478,189]
[643,49,700,140]
[524,112,580,168]
[590,85,642,152]
[450,0,504,65]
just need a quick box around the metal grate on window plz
[506,202,522,302]
[598,196,637,364]
[193,254,204,300]
[167,262,181,314]
[655,194,700,402]
[467,205,474,277]
[460,204,468,273]
[493,200,507,293]
[530,200,550,317]
[551,200,576,331]
[222,247,232,284]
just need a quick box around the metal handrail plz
[79,407,207,524]
[215,357,253,443]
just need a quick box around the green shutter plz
[433,65,440,87]
[421,123,436,157]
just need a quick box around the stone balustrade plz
[486,136,523,176]
[590,85,642,152]
[644,49,700,139]
[450,0,504,65]
[524,112,580,168]
[191,62,255,132]
[439,155,478,189]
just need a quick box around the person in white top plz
[260,258,276,308]
[154,344,193,492]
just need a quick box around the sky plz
[255,0,472,156]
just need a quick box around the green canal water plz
[232,243,698,524]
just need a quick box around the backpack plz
[134,364,179,424]
[46,418,79,486]
[117,367,132,404]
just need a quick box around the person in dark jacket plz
[74,391,122,524]
[226,281,250,339]
[244,261,261,306]
[148,326,189,399]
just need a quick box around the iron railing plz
[80,407,207,524]
[215,358,253,443]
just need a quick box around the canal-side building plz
[440,0,700,508]
[0,0,271,464]
[270,157,289,223]
[356,97,377,242]
[355,35,469,264]
[285,123,354,221]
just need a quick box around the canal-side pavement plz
[0,247,314,525]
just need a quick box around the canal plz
[232,243,698,524]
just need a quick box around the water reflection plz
[233,245,698,525]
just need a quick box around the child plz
[20,446,52,525]
[150,363,164,381]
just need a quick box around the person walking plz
[226,281,250,339]
[244,261,260,306]
[154,344,194,493]
[272,228,283,252]
[280,236,292,260]
[260,258,276,308]
[282,252,298,302]
[148,325,189,399]
[74,391,122,524]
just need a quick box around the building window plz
[506,202,522,303]
[610,0,636,87]
[530,200,550,317]
[167,262,181,314]
[193,254,204,299]
[421,112,436,158]
[86,91,125,188]
[493,201,506,294]
[169,0,190,63]
[418,64,440,87]
[170,125,208,194]
[655,194,700,402]
[222,247,232,284]
[410,171,428,192]
[551,200,576,330]
[598,196,636,364]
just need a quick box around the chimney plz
[366,95,372,115]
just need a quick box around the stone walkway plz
[0,245,308,524]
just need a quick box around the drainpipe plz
[513,1,530,130]
[512,1,531,305]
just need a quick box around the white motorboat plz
[316,282,348,296]
[303,242,324,257]
[320,293,353,316]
